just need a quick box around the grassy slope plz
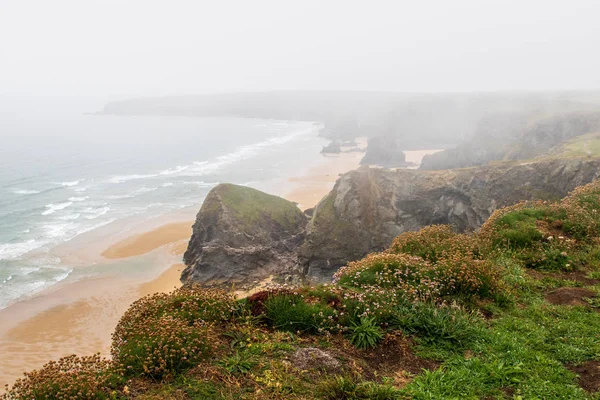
[5,188,600,399]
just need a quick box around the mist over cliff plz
[102,90,600,149]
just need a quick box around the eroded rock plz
[181,184,307,286]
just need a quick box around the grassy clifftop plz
[201,183,305,232]
[5,182,600,399]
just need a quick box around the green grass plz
[559,132,600,158]
[7,182,600,400]
[202,183,306,231]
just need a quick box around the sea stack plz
[182,184,307,286]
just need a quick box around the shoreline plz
[0,144,365,389]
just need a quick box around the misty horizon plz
[2,0,600,98]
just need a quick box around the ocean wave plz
[0,266,74,310]
[108,174,158,184]
[180,128,314,177]
[41,201,73,216]
[12,189,41,195]
[56,180,81,187]
[44,222,77,239]
[58,213,81,221]
[83,206,110,219]
[159,165,189,176]
[0,240,46,261]
[2,275,12,283]
[68,196,89,202]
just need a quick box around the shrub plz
[112,315,212,379]
[1,354,122,400]
[389,225,478,262]
[116,285,238,331]
[262,293,337,334]
[347,317,384,349]
[392,303,484,349]
[335,252,501,304]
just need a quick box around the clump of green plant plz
[117,285,238,329]
[317,376,401,400]
[262,292,338,334]
[218,351,258,375]
[1,354,123,400]
[479,198,600,271]
[392,303,485,349]
[389,224,479,261]
[334,251,501,305]
[347,317,385,349]
[112,314,212,379]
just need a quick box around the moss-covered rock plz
[182,184,307,286]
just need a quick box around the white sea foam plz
[58,180,81,187]
[0,240,46,260]
[161,182,174,187]
[58,213,81,220]
[134,187,158,195]
[0,267,74,310]
[2,275,13,283]
[44,222,76,239]
[159,165,189,175]
[12,189,41,195]
[73,186,88,192]
[41,201,73,216]
[83,206,110,219]
[108,174,158,184]
[181,128,313,177]
[68,196,89,202]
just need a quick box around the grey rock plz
[360,136,412,168]
[290,347,341,372]
[300,158,600,280]
[181,183,307,286]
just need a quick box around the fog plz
[1,0,600,98]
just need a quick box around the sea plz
[0,97,328,310]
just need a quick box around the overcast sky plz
[1,0,600,98]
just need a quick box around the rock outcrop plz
[321,140,342,154]
[182,184,307,286]
[300,158,600,280]
[360,136,411,168]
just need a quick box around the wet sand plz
[101,222,192,259]
[0,146,366,390]
[0,263,183,388]
[285,141,366,210]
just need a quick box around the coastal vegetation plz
[4,181,600,399]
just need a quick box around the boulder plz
[181,184,307,286]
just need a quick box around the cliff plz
[300,157,600,280]
[181,184,307,286]
[420,111,600,170]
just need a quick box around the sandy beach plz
[0,144,365,389]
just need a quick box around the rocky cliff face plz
[420,111,600,170]
[300,158,600,280]
[182,184,307,286]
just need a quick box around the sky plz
[1,0,600,98]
